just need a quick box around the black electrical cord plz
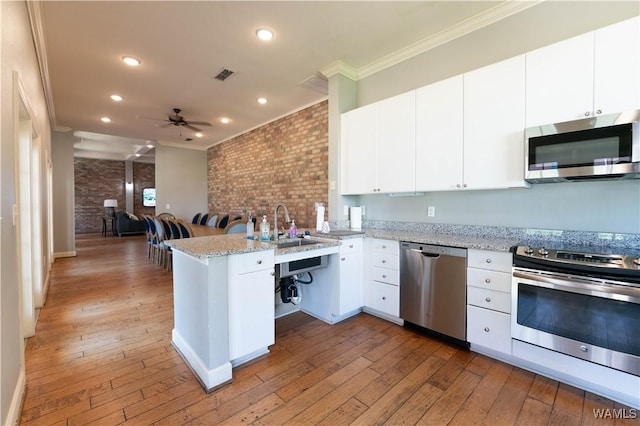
[294,271,313,284]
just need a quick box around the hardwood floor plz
[20,234,638,425]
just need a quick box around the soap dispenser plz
[289,219,297,239]
[260,215,270,241]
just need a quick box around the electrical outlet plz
[427,206,435,217]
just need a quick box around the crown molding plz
[318,60,358,80]
[338,0,544,81]
[27,1,57,129]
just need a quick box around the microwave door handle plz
[513,270,640,304]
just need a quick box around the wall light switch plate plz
[428,206,435,217]
[329,180,336,191]
[166,204,171,210]
[361,206,365,216]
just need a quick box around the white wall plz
[335,1,640,234]
[155,144,208,222]
[1,1,52,424]
[51,131,75,256]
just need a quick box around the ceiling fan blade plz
[188,121,212,127]
[184,124,202,132]
[155,122,173,128]
[137,115,169,122]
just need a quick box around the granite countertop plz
[166,233,340,259]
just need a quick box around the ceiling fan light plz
[121,56,141,66]
[110,94,123,102]
[256,28,275,41]
[195,132,203,138]
[100,116,111,123]
[220,117,230,124]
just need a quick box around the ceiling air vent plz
[214,68,234,81]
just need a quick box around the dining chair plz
[199,213,209,226]
[153,217,169,267]
[217,214,230,229]
[144,215,160,262]
[223,219,246,234]
[160,218,174,270]
[168,219,182,242]
[207,214,218,227]
[191,213,201,225]
[177,220,194,238]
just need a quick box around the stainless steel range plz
[511,244,640,376]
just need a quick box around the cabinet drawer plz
[341,238,363,253]
[467,305,511,354]
[467,268,511,293]
[371,252,399,270]
[467,287,511,314]
[467,249,512,273]
[366,281,399,317]
[370,239,399,255]
[238,250,274,274]
[371,266,399,286]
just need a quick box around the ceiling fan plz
[141,108,212,135]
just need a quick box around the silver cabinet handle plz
[485,297,491,303]
[484,327,490,332]
[257,260,262,265]
[485,258,492,264]
[596,109,602,115]
[270,271,275,276]
[382,245,386,249]
[341,257,346,261]
[485,278,491,284]
[349,244,353,248]
[463,183,467,188]
[382,296,386,301]
[580,345,588,352]
[382,275,387,279]
[382,260,386,264]
[584,111,591,117]
[456,183,461,188]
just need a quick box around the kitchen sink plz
[275,238,323,249]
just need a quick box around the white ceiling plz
[33,1,541,163]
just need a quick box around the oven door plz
[512,268,640,376]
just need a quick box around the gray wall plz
[155,144,208,222]
[338,1,640,234]
[51,131,76,255]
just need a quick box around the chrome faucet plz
[273,204,291,241]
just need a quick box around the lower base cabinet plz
[467,305,511,354]
[365,280,399,317]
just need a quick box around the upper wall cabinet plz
[341,91,415,195]
[463,55,528,190]
[526,16,640,127]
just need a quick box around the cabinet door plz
[366,281,399,317]
[415,75,464,191]
[376,91,416,193]
[339,250,363,314]
[467,305,511,355]
[464,55,527,189]
[228,268,275,360]
[594,17,640,116]
[525,32,594,126]
[341,104,377,195]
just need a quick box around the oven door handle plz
[513,270,640,304]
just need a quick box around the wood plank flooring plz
[20,234,639,425]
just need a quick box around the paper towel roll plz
[350,206,362,230]
[316,206,325,231]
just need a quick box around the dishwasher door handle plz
[419,251,441,259]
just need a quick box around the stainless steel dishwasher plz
[400,242,468,344]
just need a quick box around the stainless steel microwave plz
[525,110,640,183]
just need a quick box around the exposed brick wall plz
[207,101,328,230]
[75,159,155,233]
[133,162,156,217]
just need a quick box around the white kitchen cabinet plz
[466,248,512,356]
[364,238,401,321]
[336,238,364,316]
[228,250,275,364]
[463,55,528,189]
[415,56,528,191]
[341,91,415,195]
[415,75,464,191]
[526,16,640,127]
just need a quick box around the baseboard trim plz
[5,368,25,426]
[54,251,76,259]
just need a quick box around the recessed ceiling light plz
[121,56,141,66]
[146,144,154,148]
[195,132,203,138]
[256,28,275,41]
[134,153,141,157]
[110,94,123,102]
[100,116,111,123]
[257,97,268,105]
[220,117,230,124]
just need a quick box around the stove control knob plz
[524,246,534,255]
[538,247,549,256]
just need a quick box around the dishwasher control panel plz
[401,241,467,258]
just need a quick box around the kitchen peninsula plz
[167,233,341,391]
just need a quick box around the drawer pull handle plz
[382,260,386,264]
[382,296,386,301]
[382,274,387,279]
[485,278,491,284]
[270,271,275,276]
[382,245,386,249]
[257,260,262,265]
[485,297,491,303]
[580,345,588,352]
[349,244,353,248]
[484,327,490,332]
[341,257,346,261]
[485,258,492,264]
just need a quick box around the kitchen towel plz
[316,205,325,231]
[350,206,362,230]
